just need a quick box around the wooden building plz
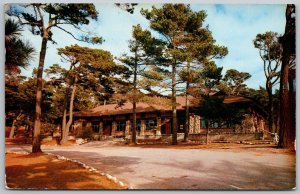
[69,94,268,140]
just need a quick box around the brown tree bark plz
[32,37,48,153]
[9,119,17,138]
[131,58,137,145]
[266,81,274,132]
[206,119,209,144]
[278,52,291,148]
[9,112,23,138]
[61,67,73,142]
[60,77,77,145]
[184,62,190,142]
[172,62,177,145]
[278,4,295,149]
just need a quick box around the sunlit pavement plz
[5,142,296,190]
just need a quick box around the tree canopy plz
[5,19,35,75]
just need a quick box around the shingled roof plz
[73,95,252,117]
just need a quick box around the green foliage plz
[119,24,166,101]
[141,4,194,66]
[220,69,251,95]
[253,31,281,89]
[141,4,191,38]
[5,75,28,117]
[81,127,93,139]
[241,86,269,110]
[73,85,99,111]
[5,72,61,132]
[54,45,127,108]
[197,95,244,126]
[5,19,35,75]
[141,4,229,144]
[115,3,138,14]
[201,62,223,90]
[57,44,114,68]
[8,3,102,44]
[142,4,228,98]
[254,31,282,60]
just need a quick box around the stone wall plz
[73,121,83,137]
[235,114,257,133]
[189,115,201,133]
[203,128,235,133]
[189,132,263,143]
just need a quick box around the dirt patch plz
[130,142,272,149]
[130,143,295,156]
[41,139,77,146]
[5,153,126,189]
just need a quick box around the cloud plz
[17,4,286,90]
[191,4,286,89]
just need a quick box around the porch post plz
[99,121,103,136]
[189,115,194,133]
[193,115,196,133]
[125,120,131,137]
[140,120,145,136]
[86,122,92,131]
[77,121,83,137]
[156,117,161,136]
[194,115,201,133]
[199,115,201,130]
[111,121,117,137]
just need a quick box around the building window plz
[131,120,141,131]
[219,121,233,128]
[178,117,185,133]
[200,119,234,129]
[212,121,219,128]
[116,121,126,132]
[92,122,99,133]
[145,119,157,130]
[200,119,206,128]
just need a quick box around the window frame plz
[144,118,157,130]
[116,121,126,132]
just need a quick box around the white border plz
[1,1,299,194]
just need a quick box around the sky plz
[10,3,286,89]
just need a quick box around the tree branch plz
[55,26,85,42]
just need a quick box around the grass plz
[5,153,126,190]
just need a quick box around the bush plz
[81,128,93,139]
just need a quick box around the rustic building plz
[67,94,268,142]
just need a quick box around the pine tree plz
[141,4,227,144]
[8,3,102,152]
[56,45,125,145]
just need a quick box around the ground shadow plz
[45,150,141,175]
[5,153,124,190]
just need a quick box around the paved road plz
[6,143,296,190]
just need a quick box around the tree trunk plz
[60,78,77,145]
[278,4,295,149]
[61,109,67,140]
[9,119,17,138]
[266,83,274,132]
[131,61,137,145]
[206,119,209,144]
[278,53,291,148]
[61,65,73,141]
[32,37,48,153]
[61,82,71,140]
[172,63,177,145]
[9,112,22,138]
[184,62,190,142]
